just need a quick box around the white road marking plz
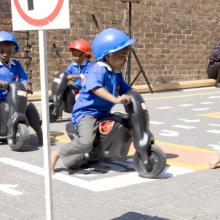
[173,125,196,129]
[159,130,179,137]
[209,123,220,127]
[200,101,214,105]
[192,108,210,111]
[0,158,192,192]
[156,106,173,110]
[178,118,200,123]
[150,121,164,125]
[206,130,220,134]
[208,96,220,99]
[208,144,220,150]
[178,104,194,107]
[0,184,23,196]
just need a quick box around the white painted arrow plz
[0,184,23,196]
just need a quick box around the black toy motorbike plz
[66,91,167,178]
[0,81,43,151]
[49,72,78,122]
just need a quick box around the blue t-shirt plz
[0,59,28,102]
[64,59,93,89]
[72,61,131,127]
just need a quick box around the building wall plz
[1,0,220,90]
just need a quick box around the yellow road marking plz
[166,161,209,171]
[155,140,215,154]
[155,140,216,171]
[50,131,71,143]
[50,131,217,171]
[199,112,220,119]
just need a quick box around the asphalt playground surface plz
[0,86,220,220]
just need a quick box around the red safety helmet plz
[69,39,92,58]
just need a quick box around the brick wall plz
[1,0,220,90]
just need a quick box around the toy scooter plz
[66,91,167,178]
[49,72,78,122]
[0,81,42,151]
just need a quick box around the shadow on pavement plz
[111,212,170,220]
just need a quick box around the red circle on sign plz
[13,0,64,27]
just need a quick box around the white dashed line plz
[206,130,220,134]
[192,108,210,111]
[200,101,215,105]
[178,118,200,123]
[157,106,173,110]
[0,184,23,196]
[178,104,194,107]
[208,144,220,150]
[209,123,220,127]
[173,125,196,129]
[159,130,179,137]
[150,121,164,125]
[208,96,220,99]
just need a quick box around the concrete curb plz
[27,79,216,101]
[132,79,216,93]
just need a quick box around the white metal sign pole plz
[38,29,54,220]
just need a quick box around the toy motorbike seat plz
[94,113,132,159]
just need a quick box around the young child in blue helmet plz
[0,31,28,99]
[0,31,29,133]
[51,28,135,172]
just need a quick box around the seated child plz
[0,31,28,133]
[51,28,135,172]
[65,39,93,89]
[0,31,42,145]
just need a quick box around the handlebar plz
[0,82,33,94]
[120,99,130,105]
[0,82,10,90]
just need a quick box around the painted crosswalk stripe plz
[0,157,192,192]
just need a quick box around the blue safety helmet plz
[0,31,19,52]
[92,28,135,61]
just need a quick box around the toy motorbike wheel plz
[133,144,166,178]
[26,102,43,145]
[49,103,59,122]
[8,124,29,151]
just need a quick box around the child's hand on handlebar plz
[0,81,9,90]
[117,94,131,105]
[80,74,86,83]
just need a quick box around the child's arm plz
[92,87,131,104]
[66,74,82,80]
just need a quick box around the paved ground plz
[0,86,220,220]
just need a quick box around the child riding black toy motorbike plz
[49,39,93,122]
[66,91,166,178]
[0,81,42,151]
